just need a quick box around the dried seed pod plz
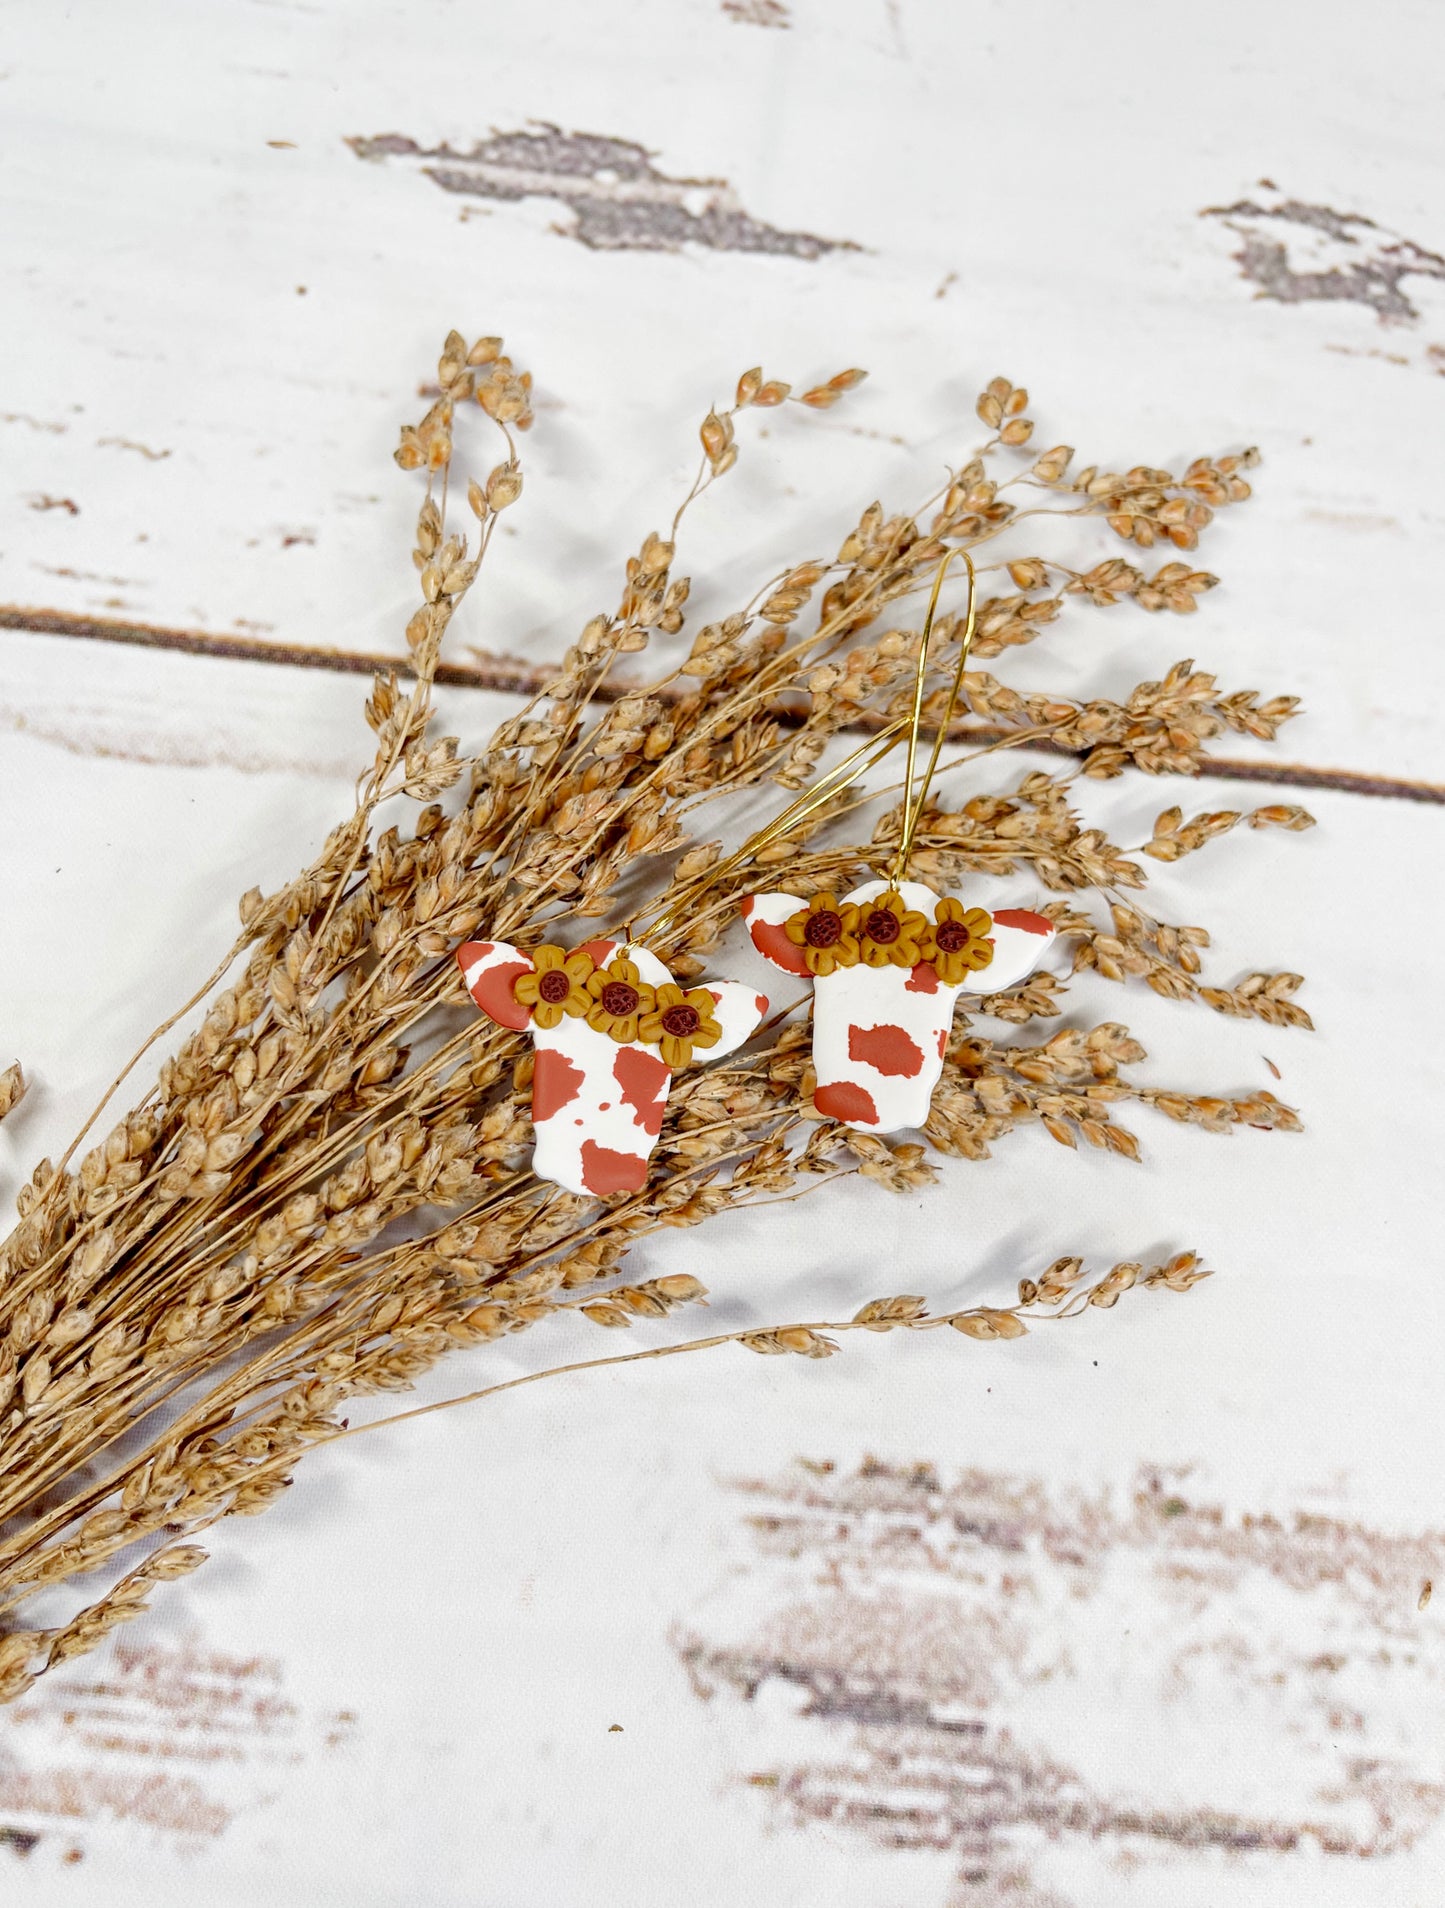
[0,329,1303,1702]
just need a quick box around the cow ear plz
[698,980,769,1061]
[967,909,1057,997]
[456,940,534,1032]
[741,893,811,977]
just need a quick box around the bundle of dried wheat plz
[0,335,1309,1699]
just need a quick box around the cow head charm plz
[457,936,768,1197]
[742,878,1056,1133]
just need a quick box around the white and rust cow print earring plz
[742,882,1053,1131]
[744,549,1056,1133]
[456,934,766,1198]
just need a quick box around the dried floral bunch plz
[0,337,1310,1700]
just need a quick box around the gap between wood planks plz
[4,604,1442,806]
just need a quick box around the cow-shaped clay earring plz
[734,546,1056,1132]
[457,936,767,1197]
[741,880,1055,1132]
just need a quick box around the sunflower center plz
[601,981,640,1018]
[661,1003,702,1038]
[934,919,971,954]
[804,909,843,948]
[863,908,901,945]
[538,969,572,1003]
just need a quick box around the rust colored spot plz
[746,910,810,975]
[457,944,533,1030]
[532,1047,586,1122]
[938,1028,948,1057]
[904,961,940,994]
[993,909,1051,937]
[580,1138,650,1194]
[814,1080,879,1125]
[578,938,617,965]
[614,1045,670,1134]
[848,1023,924,1078]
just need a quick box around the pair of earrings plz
[456,554,1057,1197]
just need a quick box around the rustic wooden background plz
[3,2,1444,1902]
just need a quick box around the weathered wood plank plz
[4,0,1445,1898]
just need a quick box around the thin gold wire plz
[889,547,977,887]
[642,720,906,944]
[641,547,976,945]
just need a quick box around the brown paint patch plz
[577,938,617,967]
[722,0,791,23]
[96,436,172,462]
[679,1458,1445,1901]
[992,909,1051,937]
[1203,190,1445,325]
[347,129,854,259]
[904,961,940,994]
[0,1766,230,1838]
[458,945,532,1031]
[580,1138,650,1195]
[847,1023,924,1078]
[813,1080,878,1125]
[0,1633,355,1849]
[0,703,352,778]
[613,1046,670,1134]
[531,1047,585,1122]
[1,412,67,434]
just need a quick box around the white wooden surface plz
[3,3,1445,1902]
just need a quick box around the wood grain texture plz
[9,607,1442,800]
[3,1,1444,1901]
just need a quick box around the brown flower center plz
[804,908,844,948]
[863,908,901,945]
[601,981,640,1018]
[934,919,972,954]
[661,1003,702,1038]
[538,969,572,1003]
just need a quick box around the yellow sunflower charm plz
[856,888,928,968]
[782,892,861,976]
[512,944,596,1028]
[639,984,724,1069]
[585,955,657,1043]
[920,899,995,985]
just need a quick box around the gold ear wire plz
[642,720,906,944]
[641,546,976,945]
[889,547,977,888]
